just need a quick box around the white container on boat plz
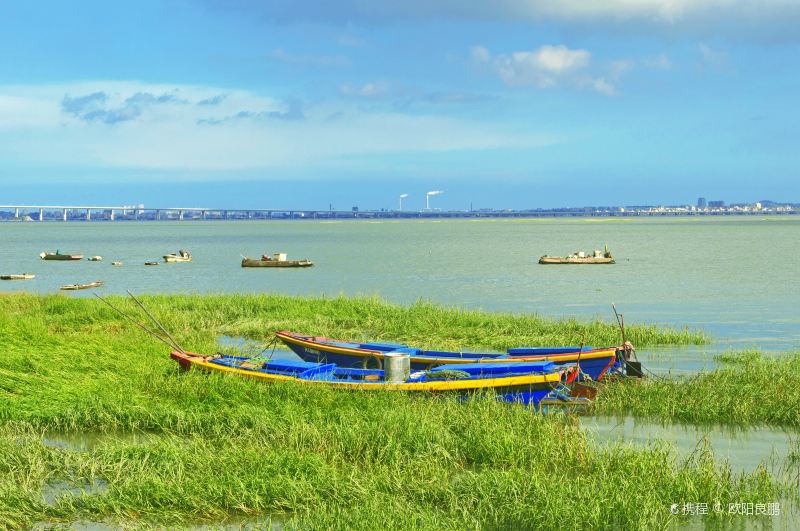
[577,251,585,258]
[273,252,287,262]
[383,353,411,383]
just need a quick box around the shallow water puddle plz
[583,415,799,476]
[43,431,158,452]
[42,478,108,506]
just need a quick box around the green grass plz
[0,292,707,353]
[595,351,800,426]
[0,294,779,529]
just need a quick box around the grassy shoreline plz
[1,293,786,529]
[595,351,800,426]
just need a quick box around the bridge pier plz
[86,209,91,221]
[179,210,184,221]
[155,209,160,220]
[39,208,44,221]
[110,210,115,221]
[14,208,19,218]
[63,209,68,221]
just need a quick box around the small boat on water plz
[88,256,103,261]
[539,246,615,265]
[40,251,83,261]
[144,261,159,266]
[275,330,634,381]
[170,350,576,405]
[164,250,192,263]
[111,261,123,266]
[60,280,104,291]
[242,253,313,268]
[1,273,35,280]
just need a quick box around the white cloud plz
[0,81,559,174]
[488,45,590,88]
[474,45,621,95]
[212,1,800,40]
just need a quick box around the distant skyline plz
[1,1,798,209]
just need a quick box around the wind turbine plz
[399,193,408,211]
[425,190,444,210]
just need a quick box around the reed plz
[0,294,777,529]
[595,351,800,426]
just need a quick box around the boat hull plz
[242,258,313,268]
[1,274,35,280]
[60,281,103,290]
[170,351,564,405]
[41,253,83,261]
[276,331,619,381]
[539,257,614,264]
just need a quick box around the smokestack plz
[425,190,444,210]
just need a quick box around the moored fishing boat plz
[88,256,103,261]
[275,330,633,381]
[0,273,35,280]
[40,251,84,261]
[164,250,192,262]
[60,280,104,290]
[169,350,575,405]
[242,252,313,268]
[539,246,615,264]
[144,261,159,266]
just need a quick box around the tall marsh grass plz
[0,294,778,529]
[595,351,800,426]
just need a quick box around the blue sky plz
[1,0,798,210]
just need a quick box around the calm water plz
[2,217,799,351]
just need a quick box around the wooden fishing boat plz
[242,256,313,268]
[275,330,631,381]
[40,251,83,261]
[0,273,35,280]
[539,247,615,264]
[144,261,159,266]
[164,250,192,262]
[60,280,104,290]
[539,256,615,264]
[111,261,123,266]
[88,256,103,261]
[169,350,576,405]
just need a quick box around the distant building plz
[708,200,725,208]
[697,197,707,208]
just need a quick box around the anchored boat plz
[40,251,83,261]
[60,280,104,290]
[539,246,615,264]
[170,350,575,405]
[242,253,313,268]
[275,330,633,381]
[164,250,192,262]
[1,273,35,280]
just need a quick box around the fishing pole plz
[126,290,186,353]
[93,293,179,351]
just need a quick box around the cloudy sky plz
[1,1,798,210]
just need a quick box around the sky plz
[0,0,798,210]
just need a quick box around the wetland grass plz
[595,351,800,426]
[0,294,779,529]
